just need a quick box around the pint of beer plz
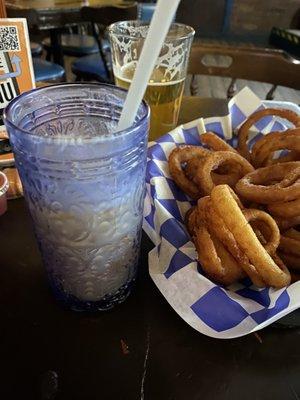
[109,21,195,140]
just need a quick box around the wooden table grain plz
[1,98,300,400]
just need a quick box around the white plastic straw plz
[117,0,181,131]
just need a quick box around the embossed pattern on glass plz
[4,83,149,311]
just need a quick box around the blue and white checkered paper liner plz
[143,87,300,339]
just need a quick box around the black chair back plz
[81,3,137,26]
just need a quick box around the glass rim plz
[108,20,195,41]
[3,82,150,142]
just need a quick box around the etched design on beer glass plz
[109,21,194,140]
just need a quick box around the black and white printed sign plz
[0,19,35,133]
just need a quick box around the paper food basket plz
[143,87,300,339]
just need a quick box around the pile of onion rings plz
[168,107,300,287]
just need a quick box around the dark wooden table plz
[5,0,136,30]
[1,97,300,400]
[5,0,136,66]
[5,0,133,13]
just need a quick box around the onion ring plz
[195,151,254,195]
[279,229,300,257]
[242,209,280,255]
[201,132,245,177]
[283,228,300,240]
[213,171,243,187]
[237,108,300,160]
[201,132,238,153]
[211,184,291,287]
[185,155,242,188]
[235,162,300,204]
[194,225,244,285]
[275,216,300,232]
[212,237,245,284]
[200,132,242,176]
[185,206,198,237]
[204,198,246,263]
[198,191,245,214]
[204,199,265,286]
[266,150,300,166]
[185,157,205,182]
[252,128,300,168]
[268,197,300,219]
[271,253,291,278]
[169,146,210,199]
[279,252,300,271]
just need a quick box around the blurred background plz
[2,0,300,102]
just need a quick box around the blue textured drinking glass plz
[4,83,149,311]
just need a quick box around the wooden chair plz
[1,4,66,84]
[30,42,43,57]
[33,58,65,83]
[188,40,300,99]
[72,3,137,82]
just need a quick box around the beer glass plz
[4,83,149,311]
[109,21,194,140]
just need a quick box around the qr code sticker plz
[0,26,20,51]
